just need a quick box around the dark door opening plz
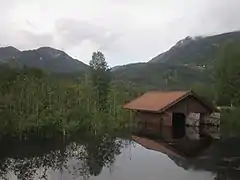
[172,113,186,138]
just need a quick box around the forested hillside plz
[112,31,240,91]
[149,31,240,66]
[111,63,212,90]
[1,31,240,91]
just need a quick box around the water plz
[0,126,240,180]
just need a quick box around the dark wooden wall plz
[167,96,211,115]
[135,111,172,130]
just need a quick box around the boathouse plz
[124,90,216,129]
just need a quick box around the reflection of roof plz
[124,90,215,112]
[133,133,214,161]
[132,136,185,160]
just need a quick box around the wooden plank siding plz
[167,96,211,115]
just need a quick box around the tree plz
[89,51,111,112]
[191,82,215,103]
[215,42,240,106]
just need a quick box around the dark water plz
[0,126,240,180]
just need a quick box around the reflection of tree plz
[0,159,10,180]
[0,134,125,180]
[0,135,68,180]
[85,135,122,176]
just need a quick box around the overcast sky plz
[0,0,240,66]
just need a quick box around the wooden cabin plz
[124,90,216,130]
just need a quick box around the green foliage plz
[112,63,212,91]
[214,43,240,133]
[221,108,240,136]
[215,42,240,106]
[0,65,132,138]
[191,82,216,103]
[89,51,111,112]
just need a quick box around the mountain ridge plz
[1,30,240,90]
[112,30,240,90]
[0,46,89,73]
[149,31,240,65]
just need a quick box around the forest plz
[214,42,240,134]
[0,51,138,139]
[0,42,239,138]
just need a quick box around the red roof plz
[124,90,215,112]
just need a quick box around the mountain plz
[0,46,89,73]
[149,31,240,65]
[112,62,211,90]
[1,31,239,90]
[113,31,240,90]
[0,46,21,60]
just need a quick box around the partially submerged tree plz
[89,51,111,112]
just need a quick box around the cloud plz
[0,0,240,66]
[55,19,121,51]
[0,24,53,49]
[198,0,240,34]
[16,30,53,49]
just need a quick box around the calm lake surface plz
[1,126,240,180]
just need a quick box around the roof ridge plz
[157,91,191,112]
[124,89,216,113]
[146,90,189,93]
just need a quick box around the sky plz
[0,0,240,66]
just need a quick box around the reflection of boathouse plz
[132,126,217,159]
[124,90,216,130]
[133,127,240,180]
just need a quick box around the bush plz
[221,107,240,136]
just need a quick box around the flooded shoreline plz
[0,126,239,180]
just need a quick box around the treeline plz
[0,52,137,138]
[191,42,240,134]
[215,42,240,134]
[191,42,240,106]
